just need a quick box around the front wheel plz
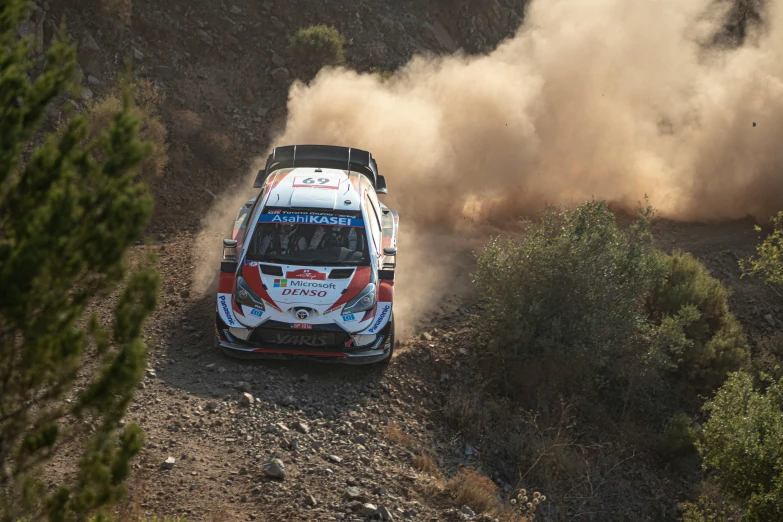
[378,313,395,365]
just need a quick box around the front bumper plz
[215,314,392,365]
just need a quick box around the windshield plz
[245,208,370,266]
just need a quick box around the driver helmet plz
[279,223,297,234]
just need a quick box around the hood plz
[241,261,371,315]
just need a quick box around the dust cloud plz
[192,0,783,338]
[278,0,783,226]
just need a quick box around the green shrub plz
[473,200,747,415]
[690,371,783,522]
[289,25,345,70]
[660,412,696,456]
[474,200,659,367]
[740,210,783,284]
[647,250,749,391]
[752,331,783,383]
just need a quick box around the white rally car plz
[215,145,399,364]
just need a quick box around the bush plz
[647,250,750,391]
[473,200,748,416]
[660,412,696,456]
[474,200,661,377]
[289,25,345,71]
[752,331,783,383]
[689,371,783,521]
[740,210,783,284]
[446,468,501,515]
[88,78,168,182]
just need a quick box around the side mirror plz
[383,247,397,256]
[375,175,388,195]
[223,239,238,261]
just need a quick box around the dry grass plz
[98,0,132,28]
[197,130,234,168]
[443,386,490,440]
[412,453,439,475]
[447,468,501,514]
[171,110,203,141]
[382,422,416,449]
[446,468,531,521]
[87,79,168,183]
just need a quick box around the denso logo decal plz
[282,289,328,297]
[219,295,235,326]
[286,268,326,280]
[369,304,390,332]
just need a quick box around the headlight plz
[342,283,376,314]
[235,276,265,310]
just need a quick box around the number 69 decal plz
[292,176,340,189]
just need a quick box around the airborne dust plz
[193,0,783,339]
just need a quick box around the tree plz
[0,1,158,520]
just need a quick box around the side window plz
[364,192,381,255]
[368,195,382,241]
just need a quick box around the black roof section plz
[253,145,384,191]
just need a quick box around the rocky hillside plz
[40,0,529,234]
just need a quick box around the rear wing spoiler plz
[253,144,387,194]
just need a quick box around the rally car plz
[215,145,399,364]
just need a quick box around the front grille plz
[249,327,352,350]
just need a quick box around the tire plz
[378,312,395,365]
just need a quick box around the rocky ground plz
[29,0,783,520]
[91,217,780,522]
[109,232,488,522]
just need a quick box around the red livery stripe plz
[218,272,235,293]
[242,263,282,312]
[326,266,371,313]
[378,280,394,302]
